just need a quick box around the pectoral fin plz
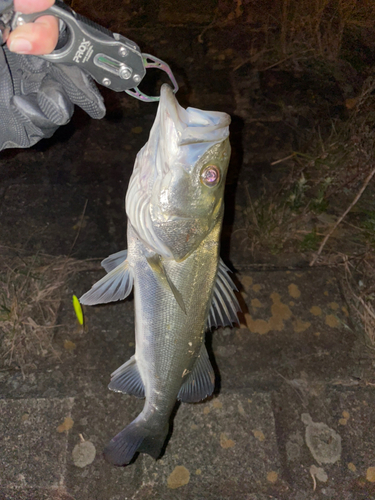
[101,250,128,273]
[177,343,215,403]
[80,258,133,305]
[206,258,241,329]
[146,255,186,314]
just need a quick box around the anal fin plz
[108,356,145,398]
[178,344,215,403]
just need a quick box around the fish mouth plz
[158,84,231,147]
[158,84,187,145]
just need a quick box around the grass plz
[300,230,321,252]
[341,253,375,350]
[0,250,96,373]
[360,211,375,246]
[242,72,375,254]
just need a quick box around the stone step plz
[2,384,375,499]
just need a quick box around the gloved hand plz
[0,46,106,150]
[0,0,106,150]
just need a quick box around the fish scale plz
[132,222,220,403]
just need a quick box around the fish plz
[80,84,240,466]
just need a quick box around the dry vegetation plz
[0,250,95,372]
[207,0,375,65]
[243,75,375,256]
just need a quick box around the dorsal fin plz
[206,258,241,330]
[80,258,133,305]
[146,254,186,314]
[177,343,215,403]
[108,356,145,398]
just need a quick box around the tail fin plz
[103,420,169,466]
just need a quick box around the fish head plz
[126,84,231,261]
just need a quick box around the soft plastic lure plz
[72,294,84,326]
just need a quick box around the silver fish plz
[80,84,240,466]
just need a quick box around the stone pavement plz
[1,5,375,500]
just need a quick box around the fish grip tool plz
[0,0,178,102]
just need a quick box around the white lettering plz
[73,39,92,64]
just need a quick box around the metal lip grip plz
[12,0,178,102]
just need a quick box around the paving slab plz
[212,267,358,390]
[0,260,368,500]
[64,390,284,499]
[0,397,74,495]
[65,392,143,500]
[0,486,76,500]
[272,385,375,500]
[0,391,282,500]
[2,262,355,398]
[137,391,284,500]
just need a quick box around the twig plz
[274,370,308,407]
[261,49,315,71]
[311,469,317,491]
[232,48,271,71]
[270,153,296,166]
[197,11,219,44]
[18,252,39,296]
[310,166,375,266]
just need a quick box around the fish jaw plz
[126,84,231,260]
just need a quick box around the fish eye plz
[200,165,220,187]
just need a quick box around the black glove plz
[0,45,106,150]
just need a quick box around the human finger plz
[7,15,59,54]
